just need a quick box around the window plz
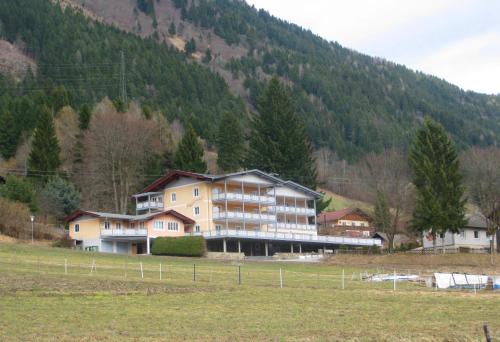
[439,233,445,239]
[194,206,200,216]
[171,193,177,202]
[167,222,179,231]
[104,221,111,230]
[342,222,346,226]
[474,231,479,239]
[460,230,466,239]
[215,225,222,231]
[235,226,242,231]
[362,231,370,237]
[193,187,200,198]
[116,222,122,229]
[195,225,201,233]
[130,223,135,229]
[74,224,80,233]
[139,222,145,229]
[154,221,164,231]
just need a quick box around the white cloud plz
[413,32,500,94]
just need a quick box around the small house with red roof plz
[317,208,374,238]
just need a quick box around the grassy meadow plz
[0,242,499,341]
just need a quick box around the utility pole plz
[120,50,127,105]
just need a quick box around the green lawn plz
[0,243,499,341]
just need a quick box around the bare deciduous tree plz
[461,147,500,262]
[353,149,414,251]
[82,102,170,214]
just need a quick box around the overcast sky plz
[245,0,500,95]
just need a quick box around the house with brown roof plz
[317,208,374,238]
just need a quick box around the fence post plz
[393,269,396,291]
[342,269,345,290]
[193,264,196,282]
[279,268,283,288]
[90,259,96,275]
[140,262,144,279]
[238,265,241,285]
[64,258,67,275]
[160,263,162,281]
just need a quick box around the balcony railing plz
[101,229,147,237]
[213,211,276,223]
[137,201,164,210]
[276,222,316,231]
[269,205,316,216]
[212,192,276,204]
[191,229,382,246]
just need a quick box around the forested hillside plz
[0,0,244,154]
[0,0,500,161]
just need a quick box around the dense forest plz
[0,0,244,156]
[174,0,500,158]
[0,0,499,160]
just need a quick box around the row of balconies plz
[101,228,148,237]
[212,192,276,204]
[213,211,277,223]
[269,205,316,216]
[136,201,164,210]
[276,222,317,231]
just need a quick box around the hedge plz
[151,236,206,257]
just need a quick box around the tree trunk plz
[490,237,495,266]
[433,233,437,255]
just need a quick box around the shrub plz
[152,236,206,257]
[0,175,37,212]
[40,176,81,220]
[52,233,74,248]
[0,197,31,238]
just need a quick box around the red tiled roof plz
[317,208,372,222]
[140,210,196,225]
[63,210,100,223]
[138,170,211,194]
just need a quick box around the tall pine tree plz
[245,77,317,189]
[0,109,20,159]
[216,111,244,172]
[409,117,467,253]
[28,106,61,180]
[173,123,207,173]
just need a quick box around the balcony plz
[193,229,383,247]
[269,205,316,216]
[276,222,317,231]
[136,201,164,210]
[213,211,276,223]
[101,229,147,237]
[212,192,276,205]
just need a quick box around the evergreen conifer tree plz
[246,77,317,189]
[173,124,207,173]
[28,106,61,180]
[78,104,91,130]
[168,22,176,36]
[409,117,467,253]
[216,111,243,172]
[0,109,19,159]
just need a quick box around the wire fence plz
[1,254,498,294]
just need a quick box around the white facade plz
[423,228,495,249]
[422,214,496,250]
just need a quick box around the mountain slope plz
[1,0,499,160]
